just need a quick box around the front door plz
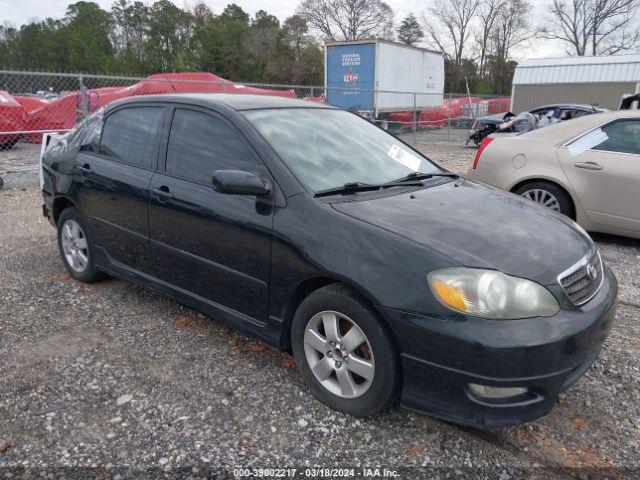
[74,105,165,272]
[148,106,274,322]
[559,119,640,234]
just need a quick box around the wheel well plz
[510,178,576,220]
[52,197,76,225]
[279,278,337,351]
[280,277,381,351]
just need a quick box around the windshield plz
[243,108,440,192]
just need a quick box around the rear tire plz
[515,181,573,218]
[57,207,103,283]
[291,284,401,416]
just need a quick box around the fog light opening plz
[468,383,528,399]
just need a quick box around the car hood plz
[331,180,592,285]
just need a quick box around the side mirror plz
[211,169,271,196]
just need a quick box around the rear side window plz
[166,108,259,185]
[592,120,640,155]
[99,107,164,167]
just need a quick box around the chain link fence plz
[0,70,510,188]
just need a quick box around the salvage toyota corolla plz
[41,94,617,428]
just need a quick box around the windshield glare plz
[243,108,439,192]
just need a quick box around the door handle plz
[75,164,93,175]
[574,161,603,171]
[152,187,174,200]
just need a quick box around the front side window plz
[243,108,439,192]
[100,107,163,167]
[166,109,259,185]
[592,120,640,155]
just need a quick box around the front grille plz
[558,249,603,305]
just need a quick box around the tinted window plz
[592,120,640,155]
[100,107,163,167]
[166,109,259,184]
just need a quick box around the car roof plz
[108,93,335,111]
[518,109,640,142]
[531,103,607,112]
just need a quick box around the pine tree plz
[396,13,424,46]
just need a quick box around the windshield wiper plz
[390,171,459,184]
[314,181,423,198]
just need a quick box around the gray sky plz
[0,0,567,60]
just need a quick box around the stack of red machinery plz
[1,72,512,144]
[387,96,511,129]
[0,72,296,144]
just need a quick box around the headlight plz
[428,268,559,319]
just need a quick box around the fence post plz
[447,94,451,142]
[412,92,417,145]
[310,86,314,99]
[78,75,87,118]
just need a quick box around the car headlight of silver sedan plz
[428,268,559,319]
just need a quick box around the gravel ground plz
[412,140,477,175]
[0,143,41,190]
[0,143,639,479]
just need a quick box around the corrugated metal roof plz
[513,55,640,85]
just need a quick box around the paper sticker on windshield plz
[387,145,421,171]
[567,128,609,156]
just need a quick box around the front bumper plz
[380,265,618,428]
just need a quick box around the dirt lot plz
[0,143,639,479]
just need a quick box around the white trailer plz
[324,39,444,115]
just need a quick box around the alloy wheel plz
[303,310,375,399]
[520,188,561,212]
[60,219,89,273]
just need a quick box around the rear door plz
[559,119,640,233]
[74,104,165,272]
[148,105,274,322]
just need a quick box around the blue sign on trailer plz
[326,43,376,111]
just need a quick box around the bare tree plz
[489,0,532,93]
[422,0,481,89]
[296,0,394,41]
[475,0,503,78]
[542,0,640,55]
[491,0,532,59]
[191,3,215,28]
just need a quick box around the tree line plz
[0,0,638,94]
[0,1,324,85]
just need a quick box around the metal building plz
[511,55,640,111]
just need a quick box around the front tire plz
[515,181,573,217]
[291,284,401,416]
[57,207,103,283]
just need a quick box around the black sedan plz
[41,94,617,428]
